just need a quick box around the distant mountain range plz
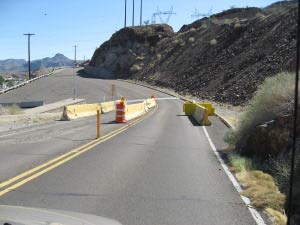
[0,53,74,72]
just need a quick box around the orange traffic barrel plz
[151,95,157,100]
[116,100,126,123]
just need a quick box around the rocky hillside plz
[87,1,297,106]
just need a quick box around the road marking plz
[202,127,266,225]
[0,106,157,197]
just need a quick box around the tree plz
[0,75,4,86]
[6,80,14,87]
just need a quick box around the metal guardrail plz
[0,68,63,95]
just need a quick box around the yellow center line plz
[0,106,158,197]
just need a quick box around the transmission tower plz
[191,7,212,20]
[151,6,176,24]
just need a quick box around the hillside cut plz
[86,1,297,105]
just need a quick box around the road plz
[0,68,261,225]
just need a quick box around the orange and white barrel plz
[116,98,126,123]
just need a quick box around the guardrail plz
[0,68,63,95]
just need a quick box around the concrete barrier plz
[183,101,211,126]
[100,101,115,114]
[192,104,211,126]
[125,102,147,121]
[199,103,215,116]
[62,103,101,120]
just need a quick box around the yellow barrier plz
[125,102,147,121]
[183,101,196,115]
[100,101,115,114]
[62,103,101,120]
[183,101,212,126]
[199,103,215,116]
[193,104,211,126]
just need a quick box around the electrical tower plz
[191,7,212,20]
[151,6,176,24]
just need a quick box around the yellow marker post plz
[97,109,100,139]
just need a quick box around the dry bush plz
[229,153,252,172]
[7,104,23,115]
[265,208,287,225]
[188,37,195,43]
[225,72,295,145]
[130,64,142,73]
[210,39,217,45]
[237,170,286,211]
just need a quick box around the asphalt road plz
[0,68,260,225]
[0,67,158,104]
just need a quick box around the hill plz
[86,0,297,106]
[0,53,74,72]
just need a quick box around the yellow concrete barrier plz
[145,98,156,109]
[193,104,211,126]
[125,102,147,121]
[100,101,115,114]
[199,103,215,116]
[183,101,196,115]
[62,103,101,120]
[183,101,212,126]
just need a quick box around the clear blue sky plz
[0,0,278,60]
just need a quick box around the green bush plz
[225,72,295,145]
[229,153,252,172]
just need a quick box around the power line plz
[23,33,35,80]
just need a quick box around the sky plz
[0,0,279,61]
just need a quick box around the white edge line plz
[202,126,267,225]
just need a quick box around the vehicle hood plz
[0,205,122,225]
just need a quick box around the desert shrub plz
[201,24,208,29]
[229,153,252,172]
[224,19,233,25]
[225,72,295,145]
[130,64,142,73]
[265,208,287,225]
[237,170,286,211]
[188,37,195,43]
[7,104,23,115]
[210,39,217,45]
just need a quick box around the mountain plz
[0,53,74,72]
[86,0,297,106]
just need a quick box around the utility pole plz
[72,45,77,100]
[132,0,135,26]
[23,33,35,80]
[73,45,77,65]
[140,0,143,26]
[124,0,127,27]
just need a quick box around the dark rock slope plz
[87,1,297,106]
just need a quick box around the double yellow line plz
[0,106,157,197]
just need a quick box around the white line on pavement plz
[202,126,267,225]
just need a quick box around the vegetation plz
[210,39,217,45]
[7,104,23,115]
[0,75,4,86]
[228,154,286,224]
[225,72,295,146]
